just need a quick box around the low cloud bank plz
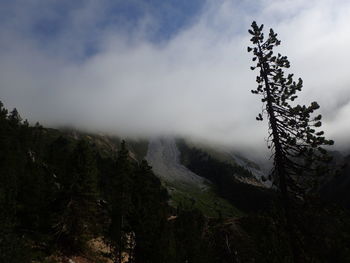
[1,0,350,158]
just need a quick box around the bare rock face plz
[228,153,271,187]
[146,137,208,189]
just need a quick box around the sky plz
[1,0,350,158]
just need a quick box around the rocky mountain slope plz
[146,137,208,189]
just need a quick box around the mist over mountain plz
[1,101,349,262]
[1,0,350,159]
[2,1,350,262]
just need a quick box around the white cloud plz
[1,0,350,159]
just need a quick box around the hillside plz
[176,139,275,212]
[1,102,350,262]
[145,137,241,217]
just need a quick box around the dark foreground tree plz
[248,22,334,262]
[107,140,134,263]
[54,140,99,253]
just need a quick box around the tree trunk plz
[258,44,303,263]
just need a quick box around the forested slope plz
[177,139,275,212]
[1,101,350,263]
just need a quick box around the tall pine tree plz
[248,21,334,262]
[107,140,134,263]
[54,139,99,252]
[131,160,169,263]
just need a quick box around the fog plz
[1,0,350,159]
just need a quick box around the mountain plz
[145,137,240,217]
[146,137,208,188]
[1,101,350,262]
[176,138,271,186]
[32,129,269,217]
[175,138,275,212]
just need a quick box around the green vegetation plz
[166,181,242,218]
[0,101,256,262]
[0,102,181,262]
